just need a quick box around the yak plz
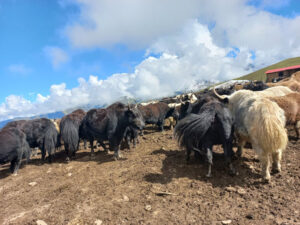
[174,95,236,177]
[0,127,31,174]
[80,102,145,159]
[123,125,141,150]
[60,109,86,160]
[3,118,58,163]
[138,102,177,131]
[214,88,288,182]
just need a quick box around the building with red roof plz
[265,64,300,82]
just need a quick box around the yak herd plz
[1,71,300,183]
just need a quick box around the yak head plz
[125,104,145,130]
[213,87,229,104]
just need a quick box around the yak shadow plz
[144,148,263,188]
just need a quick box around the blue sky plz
[0,0,300,121]
[0,1,144,102]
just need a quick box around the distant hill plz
[235,57,300,81]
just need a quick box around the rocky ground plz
[0,125,299,225]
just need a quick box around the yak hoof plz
[206,173,212,178]
[12,173,18,176]
[262,176,271,184]
[271,168,281,174]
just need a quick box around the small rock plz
[36,220,47,225]
[246,214,254,220]
[221,220,232,224]
[225,186,236,192]
[46,168,52,174]
[29,182,37,187]
[94,219,103,225]
[145,205,152,211]
[237,188,246,195]
[123,195,129,202]
[160,147,166,150]
[67,173,72,177]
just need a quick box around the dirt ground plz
[0,125,299,225]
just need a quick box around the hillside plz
[235,56,300,81]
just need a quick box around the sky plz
[0,0,300,121]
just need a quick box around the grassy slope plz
[235,57,300,82]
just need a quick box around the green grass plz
[235,57,300,82]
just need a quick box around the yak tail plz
[61,118,79,153]
[249,100,288,154]
[44,124,58,156]
[174,109,216,149]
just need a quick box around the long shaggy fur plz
[0,128,31,174]
[217,89,288,181]
[269,92,300,138]
[174,98,235,176]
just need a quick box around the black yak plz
[80,102,145,159]
[174,95,236,177]
[60,109,86,160]
[0,127,31,174]
[3,118,58,163]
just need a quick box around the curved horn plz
[213,87,227,100]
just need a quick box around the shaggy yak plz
[174,95,236,177]
[138,102,177,131]
[80,102,145,159]
[0,127,31,174]
[60,109,86,160]
[268,92,300,139]
[3,118,58,162]
[214,88,288,182]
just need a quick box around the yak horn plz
[213,87,227,100]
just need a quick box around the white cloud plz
[0,21,254,121]
[64,0,202,48]
[44,46,69,69]
[8,64,32,75]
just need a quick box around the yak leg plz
[260,152,271,182]
[132,136,137,148]
[223,142,237,176]
[90,139,95,157]
[126,135,131,150]
[83,139,87,150]
[206,147,213,178]
[98,141,107,152]
[272,149,282,174]
[113,145,122,160]
[295,121,300,139]
[41,148,46,162]
[186,148,192,162]
[157,121,164,131]
[236,140,246,158]
[10,150,22,175]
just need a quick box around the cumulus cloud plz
[0,21,254,121]
[44,46,69,69]
[8,64,32,75]
[65,0,202,48]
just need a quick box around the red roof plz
[265,64,300,74]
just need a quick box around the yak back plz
[138,102,172,124]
